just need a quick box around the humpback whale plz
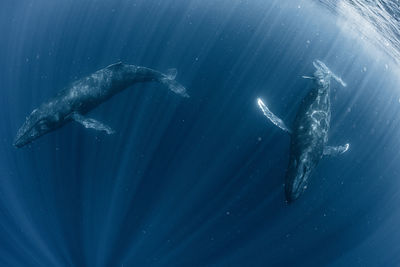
[257,60,349,202]
[14,62,188,148]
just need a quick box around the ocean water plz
[1,0,400,266]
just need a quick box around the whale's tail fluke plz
[312,60,347,87]
[161,69,189,98]
[166,68,177,80]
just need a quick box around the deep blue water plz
[2,0,400,266]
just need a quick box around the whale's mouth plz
[14,126,36,148]
[294,165,308,194]
[14,138,31,148]
[13,118,44,148]
[13,137,25,148]
[286,164,309,202]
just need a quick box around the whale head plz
[284,154,314,203]
[14,105,62,148]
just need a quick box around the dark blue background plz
[1,0,400,266]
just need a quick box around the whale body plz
[14,62,188,148]
[257,60,349,202]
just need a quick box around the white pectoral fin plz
[257,98,291,134]
[323,143,350,157]
[70,113,115,135]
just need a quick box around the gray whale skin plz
[14,62,188,148]
[257,60,349,202]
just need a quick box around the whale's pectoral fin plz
[257,98,291,134]
[70,113,115,135]
[323,143,349,157]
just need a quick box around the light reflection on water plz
[318,0,400,66]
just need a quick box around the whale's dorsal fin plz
[257,98,291,134]
[323,143,349,157]
[107,61,124,69]
[69,112,115,135]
